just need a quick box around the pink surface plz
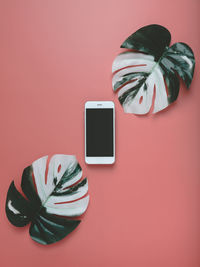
[0,0,199,266]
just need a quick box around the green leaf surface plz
[21,166,41,208]
[6,182,33,227]
[30,209,80,245]
[121,24,171,61]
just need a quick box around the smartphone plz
[85,101,115,164]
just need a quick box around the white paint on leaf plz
[8,200,20,215]
[112,51,169,114]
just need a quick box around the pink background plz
[0,0,199,266]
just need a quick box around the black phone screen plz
[86,108,114,157]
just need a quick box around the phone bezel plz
[85,101,115,164]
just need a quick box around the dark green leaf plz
[21,166,41,209]
[6,182,32,227]
[160,42,195,88]
[113,24,195,114]
[121,24,171,61]
[30,209,80,245]
[5,155,89,245]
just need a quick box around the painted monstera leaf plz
[112,24,195,114]
[5,154,89,245]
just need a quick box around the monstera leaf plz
[112,24,195,114]
[6,154,89,245]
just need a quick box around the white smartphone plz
[85,101,115,164]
